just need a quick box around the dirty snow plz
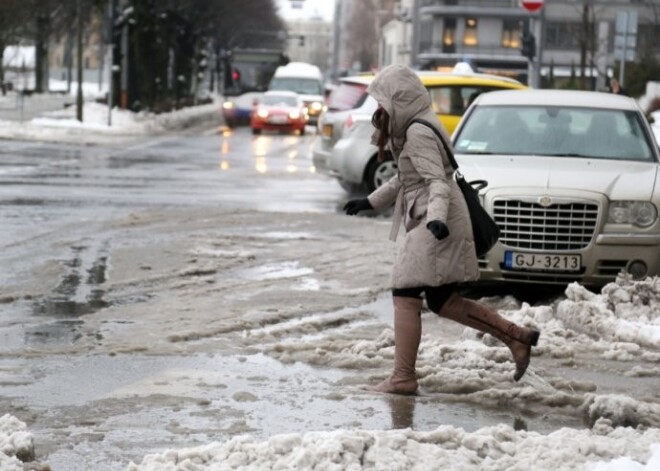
[0,75,221,144]
[0,82,658,469]
[117,275,660,470]
[0,414,34,470]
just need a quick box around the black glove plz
[343,198,373,215]
[427,220,450,240]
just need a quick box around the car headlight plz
[289,111,301,119]
[608,201,658,227]
[257,109,269,119]
[310,102,323,111]
[222,101,234,110]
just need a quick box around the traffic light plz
[232,69,241,82]
[521,33,536,60]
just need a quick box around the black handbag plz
[408,119,500,257]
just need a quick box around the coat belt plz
[389,181,426,241]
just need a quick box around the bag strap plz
[407,118,460,170]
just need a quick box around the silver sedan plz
[454,89,660,286]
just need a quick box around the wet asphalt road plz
[0,125,357,468]
[0,124,588,469]
[0,126,348,303]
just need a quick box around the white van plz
[268,62,325,124]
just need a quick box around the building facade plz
[383,0,660,88]
[380,0,414,66]
[285,18,333,75]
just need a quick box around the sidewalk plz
[0,90,223,145]
[0,91,72,123]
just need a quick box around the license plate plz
[323,124,333,138]
[504,252,581,271]
[268,116,287,124]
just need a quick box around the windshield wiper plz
[546,153,600,158]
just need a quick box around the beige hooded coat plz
[366,65,480,289]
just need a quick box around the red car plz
[250,91,309,135]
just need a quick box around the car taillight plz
[344,114,355,131]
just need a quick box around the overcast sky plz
[276,0,336,22]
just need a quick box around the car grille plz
[493,200,599,251]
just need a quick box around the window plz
[325,82,368,112]
[443,18,456,53]
[502,20,521,48]
[428,86,494,117]
[455,106,654,161]
[463,17,478,46]
[545,22,583,50]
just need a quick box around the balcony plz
[420,0,536,19]
[422,0,518,6]
[418,41,525,62]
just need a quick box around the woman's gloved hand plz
[343,198,373,215]
[427,220,450,240]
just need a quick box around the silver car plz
[454,89,660,286]
[312,76,378,192]
[314,66,526,193]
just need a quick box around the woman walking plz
[344,65,539,395]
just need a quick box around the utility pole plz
[76,0,84,122]
[331,0,342,80]
[120,0,129,109]
[411,0,420,67]
[108,0,117,126]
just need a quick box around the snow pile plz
[557,276,660,355]
[33,101,220,135]
[583,394,660,429]
[0,80,221,143]
[127,421,660,471]
[262,275,659,378]
[203,276,660,469]
[0,414,34,468]
[0,99,220,143]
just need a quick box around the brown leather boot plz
[369,296,423,395]
[438,293,540,381]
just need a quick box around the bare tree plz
[0,0,27,94]
[345,0,378,71]
[1,0,285,107]
[344,0,396,72]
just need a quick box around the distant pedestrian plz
[343,65,540,395]
[609,78,629,96]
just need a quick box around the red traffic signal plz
[231,69,240,81]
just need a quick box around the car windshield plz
[269,78,323,95]
[262,95,298,107]
[326,82,368,111]
[454,105,656,161]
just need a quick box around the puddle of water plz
[0,299,86,350]
[2,350,588,471]
[31,241,111,318]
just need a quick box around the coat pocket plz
[404,190,428,232]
